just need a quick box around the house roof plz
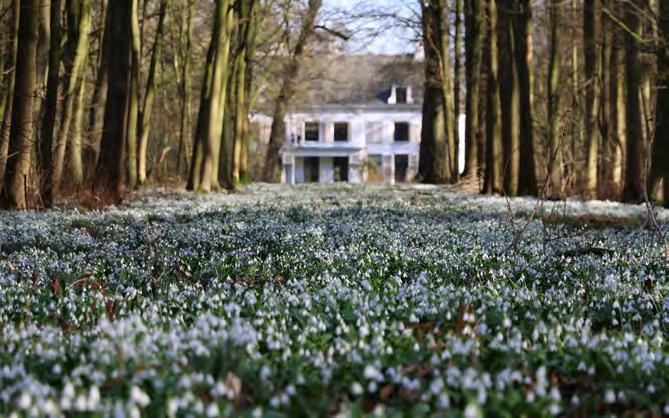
[293,54,424,110]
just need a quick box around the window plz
[334,122,349,142]
[304,157,319,183]
[394,122,409,142]
[395,155,409,183]
[305,122,319,142]
[366,122,383,143]
[395,87,408,104]
[333,157,349,182]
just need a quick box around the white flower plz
[604,389,616,404]
[130,386,151,407]
[350,381,364,396]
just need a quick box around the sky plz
[322,0,419,55]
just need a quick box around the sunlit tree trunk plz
[498,0,519,196]
[1,0,39,209]
[453,0,463,180]
[546,0,563,197]
[84,0,109,180]
[583,0,600,198]
[52,0,90,192]
[137,0,167,185]
[482,0,502,193]
[0,0,19,186]
[126,0,141,189]
[176,0,193,178]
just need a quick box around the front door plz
[333,157,349,182]
[304,157,319,183]
[394,155,408,183]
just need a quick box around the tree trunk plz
[498,0,520,196]
[176,0,193,178]
[650,0,669,206]
[463,0,484,181]
[93,0,132,201]
[262,0,322,182]
[68,73,85,185]
[0,0,19,186]
[583,0,600,198]
[546,0,563,197]
[622,2,643,202]
[52,0,90,193]
[137,0,167,185]
[482,0,502,193]
[453,0,463,180]
[0,0,39,210]
[84,0,109,180]
[38,0,60,205]
[126,0,141,189]
[514,0,536,195]
[419,0,453,183]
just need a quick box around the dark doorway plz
[333,157,349,182]
[394,155,408,183]
[304,157,319,183]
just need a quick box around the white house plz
[280,85,422,184]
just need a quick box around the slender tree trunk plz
[569,0,582,191]
[650,0,669,206]
[1,0,39,210]
[38,0,60,205]
[482,0,502,193]
[94,0,132,201]
[0,0,19,186]
[262,0,322,182]
[583,0,600,198]
[84,0,109,180]
[453,0,463,180]
[177,0,193,178]
[463,0,484,181]
[498,0,520,196]
[69,73,85,184]
[514,0,536,195]
[126,0,141,189]
[622,2,643,202]
[52,0,90,193]
[546,0,563,197]
[137,0,167,185]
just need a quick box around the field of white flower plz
[1,184,668,417]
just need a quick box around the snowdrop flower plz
[350,382,364,396]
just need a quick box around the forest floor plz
[1,184,668,416]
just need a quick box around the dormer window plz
[305,121,319,142]
[388,85,412,105]
[396,87,408,104]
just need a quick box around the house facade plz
[281,85,422,184]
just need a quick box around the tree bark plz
[546,0,563,197]
[84,0,109,180]
[463,0,484,181]
[137,0,167,185]
[583,0,600,198]
[93,0,132,201]
[0,0,19,186]
[650,0,669,206]
[482,0,502,193]
[514,0,536,195]
[262,0,322,182]
[622,2,643,202]
[38,0,60,205]
[52,0,90,193]
[126,0,141,189]
[176,0,193,178]
[453,0,463,180]
[1,0,39,210]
